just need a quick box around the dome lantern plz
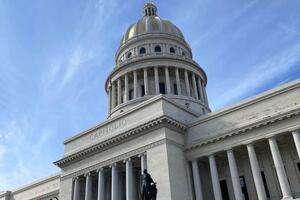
[144,2,157,16]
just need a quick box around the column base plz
[281,197,293,200]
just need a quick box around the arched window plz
[182,51,185,56]
[154,45,161,53]
[170,47,175,53]
[139,47,146,54]
[127,52,132,59]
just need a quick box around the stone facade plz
[2,2,300,200]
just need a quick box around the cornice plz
[10,173,60,195]
[60,138,167,181]
[188,78,300,127]
[54,115,186,168]
[186,105,300,151]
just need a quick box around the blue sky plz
[0,0,300,190]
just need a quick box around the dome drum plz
[116,38,192,65]
[106,65,209,118]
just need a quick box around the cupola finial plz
[144,1,157,17]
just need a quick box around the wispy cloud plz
[211,42,300,109]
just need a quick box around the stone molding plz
[188,78,300,127]
[9,173,60,195]
[60,138,167,181]
[186,105,300,151]
[54,115,186,168]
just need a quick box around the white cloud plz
[211,42,300,109]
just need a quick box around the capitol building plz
[1,2,300,200]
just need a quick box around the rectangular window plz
[159,83,166,94]
[174,84,178,95]
[219,180,230,200]
[261,171,270,198]
[141,85,145,97]
[297,162,300,172]
[239,176,249,200]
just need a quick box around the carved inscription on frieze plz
[90,118,128,140]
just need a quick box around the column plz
[197,78,204,102]
[97,169,105,200]
[117,78,121,105]
[247,144,267,200]
[227,149,243,200]
[141,153,147,173]
[268,137,292,199]
[73,177,80,200]
[111,164,119,200]
[85,173,92,200]
[203,83,208,104]
[192,73,199,99]
[111,82,116,108]
[191,160,203,200]
[108,85,111,113]
[124,74,129,102]
[292,130,300,159]
[165,67,171,94]
[144,68,149,95]
[175,67,182,95]
[208,155,222,200]
[184,69,191,97]
[126,158,134,200]
[133,70,138,98]
[154,67,159,94]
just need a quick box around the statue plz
[141,169,157,200]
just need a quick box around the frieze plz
[186,106,300,151]
[60,138,167,181]
[54,115,186,168]
[89,118,128,140]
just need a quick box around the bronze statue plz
[141,169,157,200]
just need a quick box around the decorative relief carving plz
[90,118,128,140]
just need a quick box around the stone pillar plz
[108,85,111,113]
[292,130,300,159]
[247,144,267,200]
[124,73,129,102]
[191,160,203,200]
[184,69,191,97]
[125,158,134,200]
[111,164,119,200]
[97,169,105,200]
[208,155,222,200]
[165,66,171,94]
[73,177,80,200]
[197,78,204,102]
[175,67,181,95]
[140,153,147,173]
[268,137,292,199]
[133,70,138,98]
[154,67,159,94]
[111,82,116,108]
[203,83,208,104]
[144,68,149,95]
[117,78,121,105]
[85,173,92,200]
[192,73,199,99]
[227,149,243,200]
